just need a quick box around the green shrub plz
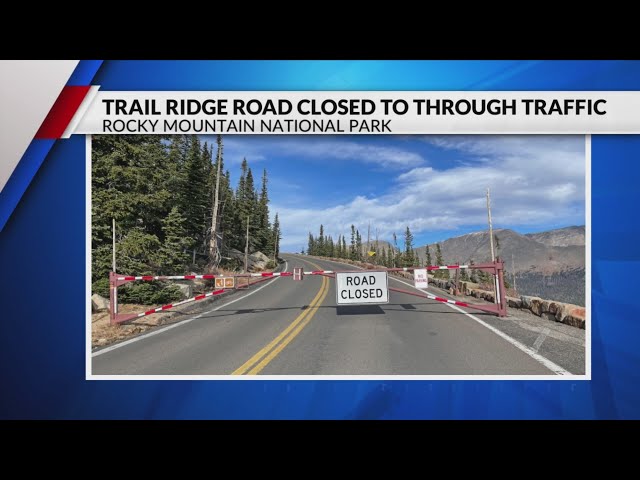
[118,281,182,305]
[266,260,277,269]
[92,278,110,298]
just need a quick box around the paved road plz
[92,254,584,376]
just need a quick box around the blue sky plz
[204,135,586,252]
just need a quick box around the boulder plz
[507,296,522,309]
[520,295,534,309]
[227,250,272,272]
[175,283,193,299]
[529,297,545,316]
[250,251,270,263]
[91,293,109,312]
[541,300,551,314]
[562,306,586,329]
[548,302,566,322]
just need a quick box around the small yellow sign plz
[215,277,236,288]
[367,251,376,257]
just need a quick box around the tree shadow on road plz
[191,301,492,321]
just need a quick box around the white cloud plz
[274,135,585,251]
[221,136,425,169]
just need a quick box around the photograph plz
[90,134,586,377]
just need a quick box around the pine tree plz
[318,225,325,257]
[392,232,398,267]
[460,267,469,281]
[403,226,414,267]
[342,236,347,259]
[435,243,445,278]
[180,136,210,250]
[257,169,271,254]
[166,135,187,194]
[350,225,356,260]
[243,167,258,252]
[272,213,281,260]
[355,230,362,261]
[92,135,181,299]
[308,232,316,256]
[219,169,236,251]
[158,206,193,274]
[425,245,432,267]
[91,134,277,301]
[231,158,249,249]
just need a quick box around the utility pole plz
[244,214,250,273]
[209,137,223,270]
[112,218,116,272]
[486,187,498,304]
[375,228,379,265]
[486,188,495,262]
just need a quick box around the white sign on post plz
[336,271,389,305]
[414,268,429,289]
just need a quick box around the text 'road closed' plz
[336,271,389,305]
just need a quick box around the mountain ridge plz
[413,225,585,305]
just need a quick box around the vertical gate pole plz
[109,271,118,324]
[454,262,460,296]
[496,258,507,317]
[109,272,137,324]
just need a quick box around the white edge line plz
[91,261,287,358]
[388,273,571,375]
[317,256,575,377]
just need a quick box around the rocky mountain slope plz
[414,226,586,305]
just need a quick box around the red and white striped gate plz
[107,259,507,324]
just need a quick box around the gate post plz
[109,271,118,324]
[454,262,460,296]
[109,272,137,324]
[495,258,507,317]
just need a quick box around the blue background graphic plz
[1,60,639,419]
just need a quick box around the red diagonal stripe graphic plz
[35,85,91,139]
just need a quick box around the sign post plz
[336,271,389,305]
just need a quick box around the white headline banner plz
[70,90,640,136]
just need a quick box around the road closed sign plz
[336,271,389,305]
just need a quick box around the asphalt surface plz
[92,254,585,376]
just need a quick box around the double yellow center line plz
[231,261,330,375]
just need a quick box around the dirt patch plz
[92,304,168,348]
